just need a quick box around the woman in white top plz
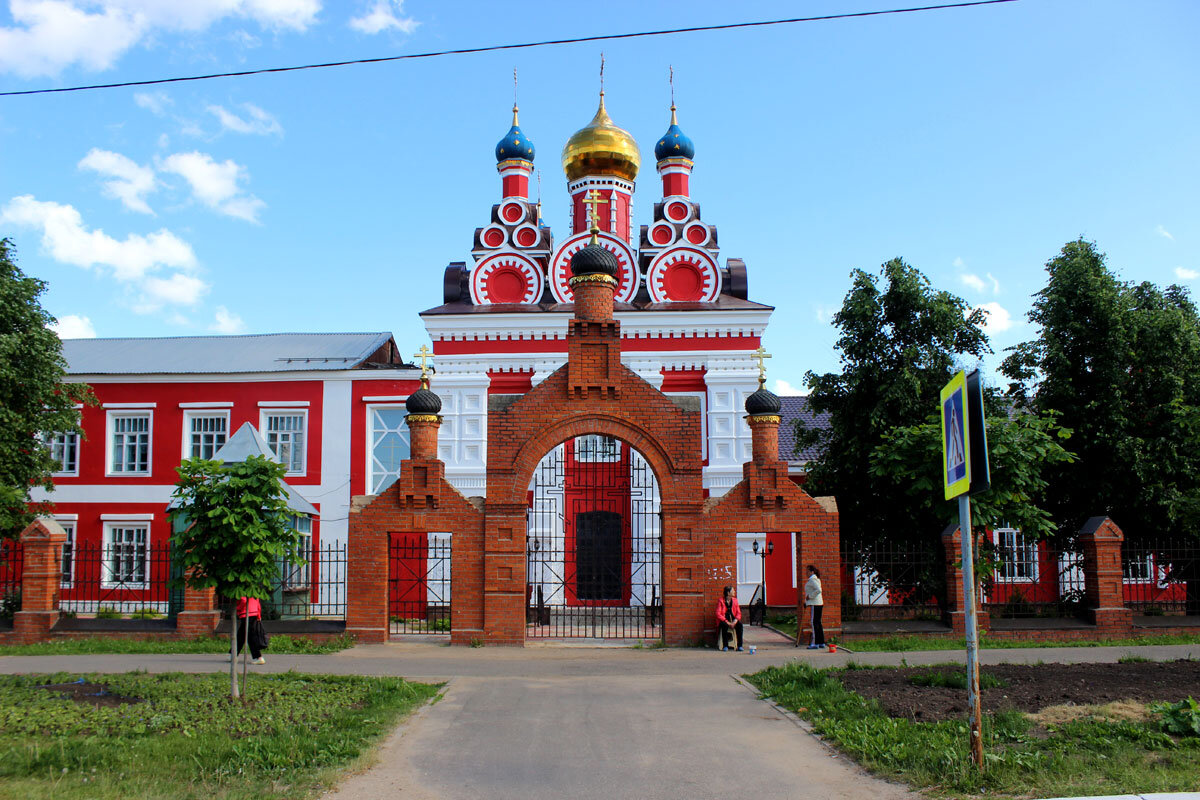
[803,565,826,649]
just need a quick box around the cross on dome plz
[751,345,771,387]
[582,189,604,242]
[413,345,434,381]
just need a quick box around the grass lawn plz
[0,634,357,656]
[747,661,1200,798]
[0,671,439,800]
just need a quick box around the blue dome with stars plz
[495,105,535,163]
[654,105,694,162]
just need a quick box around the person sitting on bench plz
[716,585,744,652]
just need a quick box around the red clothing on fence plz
[715,596,741,628]
[236,597,262,619]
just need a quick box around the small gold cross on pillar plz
[413,344,433,380]
[751,345,771,387]
[582,189,604,238]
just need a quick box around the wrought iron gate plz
[388,533,451,635]
[526,436,662,638]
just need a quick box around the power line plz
[1,0,1017,99]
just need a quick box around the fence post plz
[13,517,67,644]
[942,523,991,635]
[176,569,221,638]
[1078,516,1133,637]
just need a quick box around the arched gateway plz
[346,212,842,646]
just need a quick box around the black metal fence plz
[0,540,21,622]
[60,541,180,619]
[983,539,1087,619]
[388,533,451,635]
[1123,539,1199,616]
[219,541,348,621]
[840,538,944,621]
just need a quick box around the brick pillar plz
[13,517,67,644]
[809,496,842,640]
[571,274,616,322]
[1079,516,1133,636]
[748,415,780,466]
[482,503,527,645]
[176,573,220,637]
[408,416,440,460]
[346,495,389,643]
[941,523,991,634]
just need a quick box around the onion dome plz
[561,93,641,182]
[570,239,619,278]
[654,105,695,161]
[744,383,781,416]
[495,105,535,162]
[406,380,442,415]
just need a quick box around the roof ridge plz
[68,331,391,343]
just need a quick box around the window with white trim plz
[46,432,79,475]
[369,406,409,494]
[264,411,306,474]
[184,412,228,459]
[109,413,151,474]
[58,520,76,586]
[1123,553,1155,583]
[282,515,312,590]
[574,434,620,462]
[994,527,1038,582]
[103,524,148,588]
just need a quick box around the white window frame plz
[260,408,308,476]
[101,521,150,589]
[46,431,80,476]
[56,514,77,587]
[181,409,231,460]
[993,527,1039,583]
[366,403,409,494]
[574,434,621,462]
[282,515,313,590]
[106,410,153,476]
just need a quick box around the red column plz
[1079,517,1133,636]
[941,524,992,635]
[14,517,67,644]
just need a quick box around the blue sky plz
[1,0,1197,394]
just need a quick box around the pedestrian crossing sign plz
[940,371,971,500]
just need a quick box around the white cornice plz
[423,308,771,342]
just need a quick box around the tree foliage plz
[1001,239,1200,542]
[798,258,991,545]
[0,238,93,538]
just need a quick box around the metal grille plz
[983,538,1087,618]
[526,438,662,639]
[60,540,180,618]
[840,538,944,621]
[389,533,451,635]
[218,541,348,621]
[1123,539,1199,616]
[0,540,22,621]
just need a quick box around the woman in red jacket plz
[232,596,266,664]
[716,585,743,652]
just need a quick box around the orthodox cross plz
[582,189,604,236]
[599,52,605,96]
[751,345,771,386]
[413,345,433,380]
[669,64,675,105]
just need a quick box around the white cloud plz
[1176,267,1199,281]
[50,314,96,338]
[78,148,156,214]
[138,272,209,309]
[207,103,282,136]
[159,151,265,222]
[814,303,837,324]
[952,256,965,268]
[134,90,171,115]
[773,379,807,396]
[0,1,321,78]
[1,194,195,280]
[987,272,1001,294]
[975,301,1014,334]
[960,273,986,293]
[211,306,245,333]
[349,0,418,34]
[1156,225,1174,241]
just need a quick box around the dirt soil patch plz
[38,681,141,708]
[837,659,1200,722]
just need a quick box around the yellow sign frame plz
[940,370,971,500]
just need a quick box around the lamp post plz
[752,538,774,625]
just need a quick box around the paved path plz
[3,637,1197,799]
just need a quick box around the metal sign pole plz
[958,493,984,769]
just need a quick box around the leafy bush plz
[95,606,122,619]
[130,608,163,620]
[1152,697,1200,737]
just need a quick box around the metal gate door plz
[389,532,451,635]
[526,436,662,638]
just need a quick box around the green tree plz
[0,238,93,538]
[1001,239,1200,543]
[169,455,306,699]
[798,258,991,549]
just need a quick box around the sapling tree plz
[169,455,305,699]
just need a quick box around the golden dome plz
[561,93,641,183]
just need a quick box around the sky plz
[1,0,1197,395]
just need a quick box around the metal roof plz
[778,395,831,464]
[62,332,402,375]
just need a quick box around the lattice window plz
[369,406,409,494]
[186,413,228,459]
[994,527,1038,582]
[264,412,306,473]
[110,414,151,474]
